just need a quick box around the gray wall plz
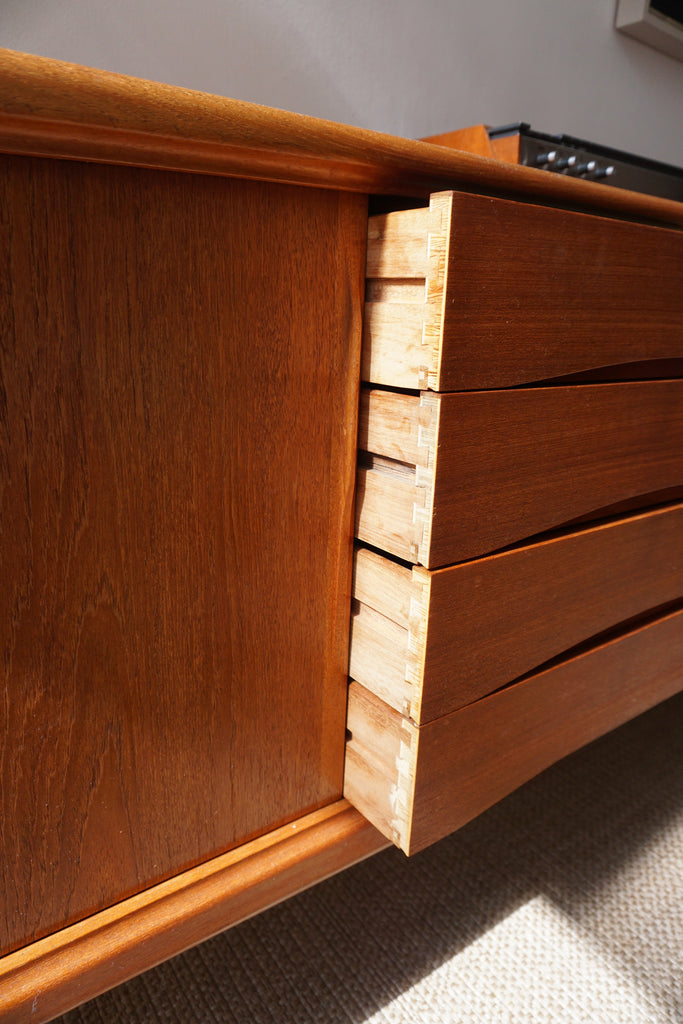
[2,0,683,165]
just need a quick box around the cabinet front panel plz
[0,155,366,954]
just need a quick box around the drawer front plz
[356,380,683,567]
[364,191,683,391]
[350,502,683,725]
[345,605,683,853]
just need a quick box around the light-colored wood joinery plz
[363,193,450,390]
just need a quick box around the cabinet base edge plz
[0,801,387,1024]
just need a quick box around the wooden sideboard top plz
[1,47,682,225]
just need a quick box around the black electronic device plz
[488,123,683,202]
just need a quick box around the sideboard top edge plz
[1,48,682,226]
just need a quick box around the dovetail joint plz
[405,570,430,722]
[390,725,416,847]
[410,393,438,563]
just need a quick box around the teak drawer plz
[355,380,683,567]
[344,604,683,854]
[364,191,683,391]
[350,503,683,725]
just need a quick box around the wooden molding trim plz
[1,48,682,224]
[0,802,387,1024]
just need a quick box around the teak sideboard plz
[1,49,682,1022]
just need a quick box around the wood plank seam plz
[411,474,432,563]
[355,465,425,563]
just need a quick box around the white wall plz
[2,0,683,166]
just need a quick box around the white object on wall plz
[616,0,683,63]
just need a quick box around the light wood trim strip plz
[350,548,431,720]
[355,463,431,564]
[424,192,453,390]
[358,389,438,468]
[0,802,387,1024]
[361,303,430,390]
[1,48,683,221]
[366,207,430,275]
[363,193,452,390]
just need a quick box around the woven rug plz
[60,691,683,1024]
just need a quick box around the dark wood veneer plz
[0,154,366,954]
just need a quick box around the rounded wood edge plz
[1,48,682,225]
[0,801,387,1024]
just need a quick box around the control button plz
[555,155,577,170]
[574,161,597,175]
[535,150,558,166]
[593,165,615,180]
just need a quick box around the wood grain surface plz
[0,801,387,1024]
[429,381,683,566]
[0,154,366,955]
[1,49,683,224]
[489,133,521,163]
[350,504,683,723]
[423,504,683,719]
[363,191,683,391]
[425,126,521,163]
[439,193,683,389]
[408,604,683,853]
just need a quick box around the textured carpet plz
[59,691,683,1024]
